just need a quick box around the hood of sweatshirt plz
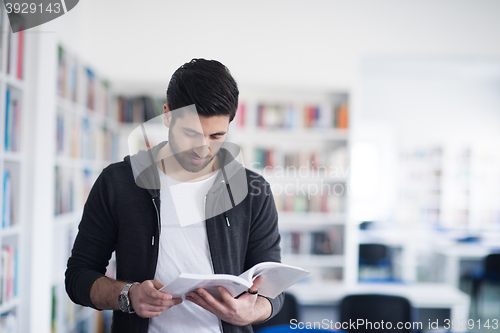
[123,140,248,219]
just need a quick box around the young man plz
[65,59,284,333]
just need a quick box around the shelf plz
[0,298,19,314]
[55,156,109,171]
[57,96,116,126]
[1,151,24,162]
[264,174,348,183]
[278,213,346,227]
[230,128,348,142]
[4,76,24,91]
[282,254,344,267]
[0,225,21,237]
[54,210,83,227]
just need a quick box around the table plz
[288,282,470,332]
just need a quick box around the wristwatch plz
[118,282,138,314]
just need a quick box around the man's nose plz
[192,137,210,158]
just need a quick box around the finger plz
[217,286,236,304]
[148,288,173,300]
[146,296,180,307]
[186,293,217,314]
[139,310,164,318]
[151,279,165,290]
[248,276,264,293]
[136,303,169,313]
[195,288,227,313]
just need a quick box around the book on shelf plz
[7,15,24,80]
[275,192,345,214]
[58,45,79,102]
[252,146,348,172]
[334,103,348,129]
[310,230,343,255]
[2,170,14,228]
[85,68,96,111]
[54,166,75,216]
[4,88,22,152]
[116,96,163,123]
[281,227,343,256]
[257,103,297,129]
[255,101,349,130]
[160,262,309,300]
[235,102,246,128]
[0,245,18,304]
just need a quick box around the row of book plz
[51,283,89,333]
[116,96,164,123]
[281,228,343,255]
[4,88,22,152]
[274,191,345,213]
[255,102,349,129]
[6,23,24,80]
[252,146,348,172]
[2,170,15,229]
[0,245,18,305]
[57,45,111,116]
[56,113,119,162]
[55,167,96,216]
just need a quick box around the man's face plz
[168,111,229,173]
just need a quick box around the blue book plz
[4,89,10,151]
[2,171,12,228]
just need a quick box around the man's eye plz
[211,135,222,140]
[185,131,198,137]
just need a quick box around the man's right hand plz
[129,280,183,318]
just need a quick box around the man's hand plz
[129,280,183,318]
[185,276,271,326]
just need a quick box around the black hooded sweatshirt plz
[65,141,284,333]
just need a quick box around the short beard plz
[168,130,214,173]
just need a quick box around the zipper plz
[152,198,161,242]
[221,179,231,227]
[205,194,224,333]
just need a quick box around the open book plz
[160,262,309,300]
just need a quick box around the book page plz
[160,274,253,300]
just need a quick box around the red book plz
[237,102,245,128]
[17,30,24,79]
[337,103,348,129]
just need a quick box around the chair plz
[255,324,334,332]
[339,294,412,333]
[252,293,299,332]
[471,253,500,318]
[358,244,394,281]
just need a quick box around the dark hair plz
[166,59,239,122]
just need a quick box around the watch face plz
[118,294,128,312]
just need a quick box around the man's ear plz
[163,104,172,128]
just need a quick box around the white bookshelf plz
[49,43,119,333]
[228,89,353,285]
[0,5,27,332]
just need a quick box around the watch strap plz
[120,282,138,314]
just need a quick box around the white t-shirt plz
[148,170,222,333]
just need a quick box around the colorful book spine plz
[4,89,10,151]
[17,29,24,79]
[2,171,12,228]
[0,246,17,303]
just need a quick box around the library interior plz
[0,1,499,332]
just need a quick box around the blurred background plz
[0,0,499,332]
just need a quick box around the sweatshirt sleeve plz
[245,177,285,323]
[65,169,118,310]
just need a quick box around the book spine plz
[17,29,24,79]
[5,89,10,151]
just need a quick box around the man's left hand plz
[185,276,271,326]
